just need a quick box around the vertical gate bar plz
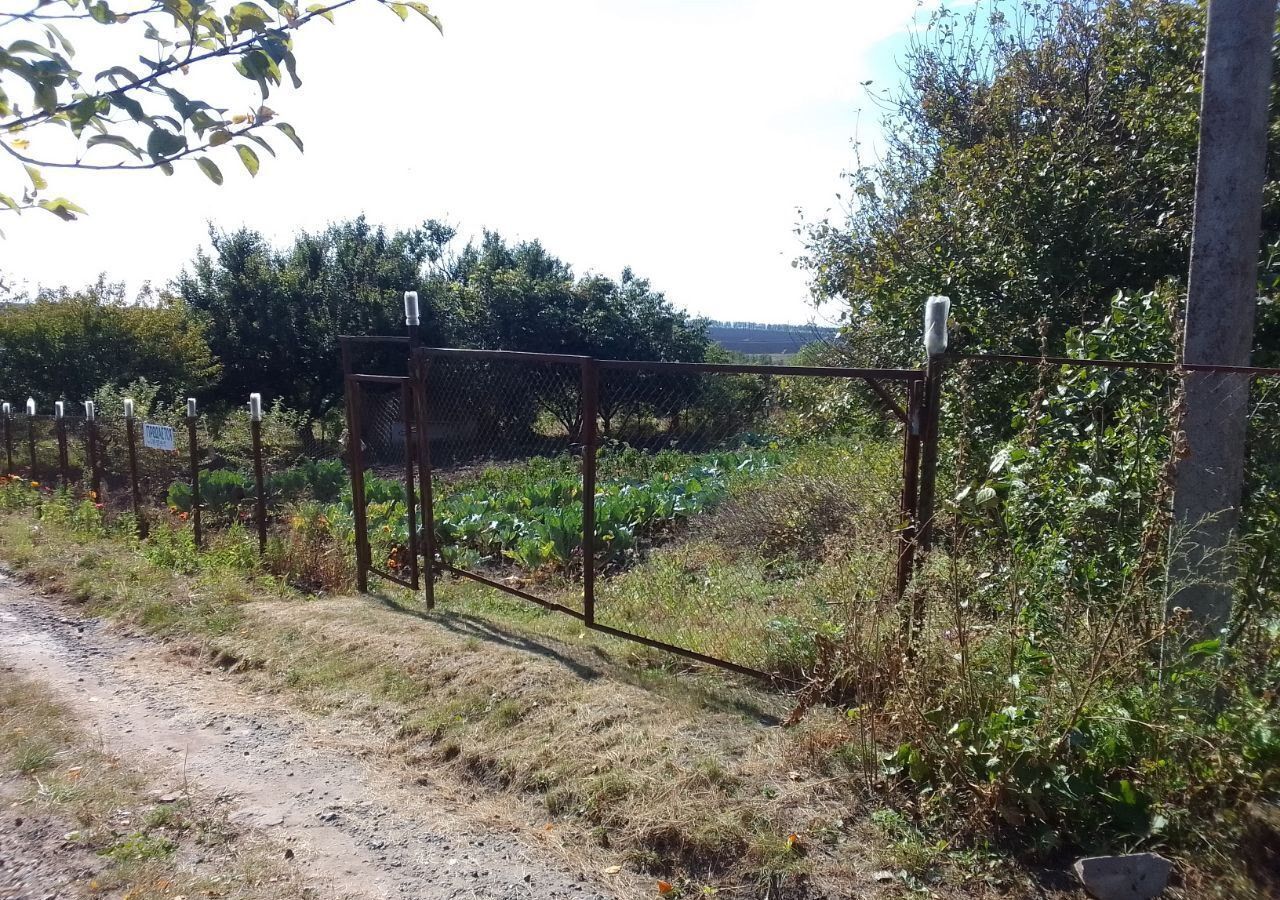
[4,408,11,475]
[896,379,923,600]
[580,359,599,625]
[401,381,420,589]
[915,360,944,554]
[125,414,144,535]
[27,416,36,482]
[56,415,69,487]
[341,340,370,592]
[411,349,436,610]
[250,417,268,555]
[188,412,202,550]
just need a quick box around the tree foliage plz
[0,277,218,404]
[0,0,441,228]
[802,0,1280,364]
[177,219,711,419]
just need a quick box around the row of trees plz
[0,218,713,420]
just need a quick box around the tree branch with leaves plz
[0,0,441,232]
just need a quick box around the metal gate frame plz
[341,335,935,681]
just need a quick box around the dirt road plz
[0,574,611,900]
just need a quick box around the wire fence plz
[0,404,345,548]
[939,354,1280,621]
[7,335,1279,685]
[341,345,923,680]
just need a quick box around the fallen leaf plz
[603,865,622,875]
[657,880,674,895]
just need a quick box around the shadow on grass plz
[366,588,782,726]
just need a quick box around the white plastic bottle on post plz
[924,295,950,357]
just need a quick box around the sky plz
[1,0,924,324]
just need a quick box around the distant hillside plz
[706,321,839,356]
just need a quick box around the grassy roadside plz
[0,667,308,900]
[0,501,1050,898]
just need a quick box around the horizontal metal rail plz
[339,335,410,345]
[597,357,923,380]
[439,562,588,620]
[347,373,409,385]
[368,566,416,590]
[418,347,592,365]
[584,620,784,684]
[951,352,1280,377]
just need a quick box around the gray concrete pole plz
[1169,0,1277,635]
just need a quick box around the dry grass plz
[0,510,1064,898]
[0,667,310,900]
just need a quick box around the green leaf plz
[388,3,409,20]
[43,24,76,57]
[405,1,442,32]
[95,64,140,85]
[88,1,114,24]
[86,133,143,159]
[208,129,233,147]
[196,156,224,185]
[235,144,260,176]
[7,40,56,59]
[146,127,187,159]
[305,3,335,23]
[33,82,58,113]
[0,193,19,212]
[227,1,272,33]
[242,132,275,157]
[24,165,46,191]
[37,197,87,221]
[273,121,303,152]
[1187,638,1221,657]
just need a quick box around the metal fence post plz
[55,404,69,487]
[411,348,436,610]
[342,340,371,592]
[3,404,11,476]
[124,403,145,536]
[916,358,944,555]
[581,358,599,625]
[249,393,268,555]
[916,296,950,556]
[896,379,924,599]
[400,381,421,589]
[26,407,36,483]
[83,401,100,499]
[87,419,101,499]
[187,399,202,550]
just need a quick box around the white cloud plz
[1,0,918,323]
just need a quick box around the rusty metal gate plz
[341,335,933,681]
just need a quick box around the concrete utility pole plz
[1170,0,1277,635]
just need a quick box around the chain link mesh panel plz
[415,353,914,675]
[588,365,909,674]
[353,379,420,582]
[422,354,586,611]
